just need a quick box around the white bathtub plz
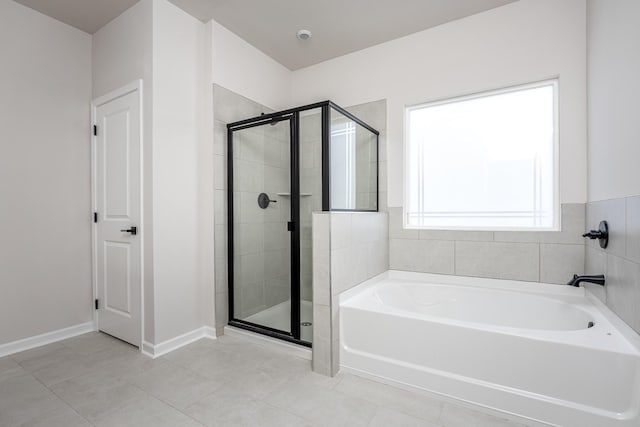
[339,271,640,427]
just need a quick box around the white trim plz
[91,80,145,351]
[224,326,312,360]
[0,322,95,358]
[92,80,142,108]
[141,326,216,359]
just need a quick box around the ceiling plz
[13,0,518,70]
[14,0,140,34]
[168,0,517,70]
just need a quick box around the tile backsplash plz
[388,204,586,285]
[584,195,640,333]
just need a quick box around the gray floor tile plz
[11,343,73,372]
[0,356,26,382]
[369,407,439,427]
[93,393,203,427]
[30,353,95,387]
[0,375,70,427]
[129,360,224,409]
[439,403,528,427]
[54,380,148,424]
[17,404,90,427]
[49,368,130,412]
[60,332,132,356]
[265,378,378,426]
[162,338,221,367]
[97,348,161,378]
[335,374,442,423]
[185,387,310,427]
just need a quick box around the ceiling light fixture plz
[296,29,312,41]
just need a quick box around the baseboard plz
[0,321,96,358]
[141,326,216,358]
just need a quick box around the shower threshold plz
[244,300,313,343]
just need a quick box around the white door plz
[94,85,141,347]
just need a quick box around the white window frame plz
[403,79,560,231]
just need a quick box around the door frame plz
[90,79,144,349]
[226,113,304,345]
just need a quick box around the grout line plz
[32,373,96,426]
[538,243,541,282]
[453,241,456,274]
[130,380,208,427]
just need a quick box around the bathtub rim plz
[339,270,640,354]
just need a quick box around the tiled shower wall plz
[388,204,586,284]
[584,196,640,333]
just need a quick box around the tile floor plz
[0,332,531,427]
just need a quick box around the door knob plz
[120,226,137,235]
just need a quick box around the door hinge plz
[287,221,295,232]
[93,212,98,223]
[93,125,97,136]
[95,299,99,310]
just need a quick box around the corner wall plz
[585,0,640,333]
[211,21,292,111]
[152,0,214,344]
[0,1,92,346]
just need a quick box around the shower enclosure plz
[227,101,379,346]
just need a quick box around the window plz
[330,121,357,209]
[405,80,558,230]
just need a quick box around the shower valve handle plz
[582,230,604,239]
[257,193,277,209]
[582,221,608,249]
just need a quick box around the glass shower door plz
[228,116,297,339]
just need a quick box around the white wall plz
[587,0,640,202]
[0,1,92,344]
[211,21,292,111]
[291,0,588,207]
[152,0,214,343]
[92,0,156,342]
